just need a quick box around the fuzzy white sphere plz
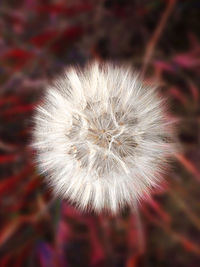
[33,61,174,213]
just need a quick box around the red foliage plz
[2,49,34,69]
[36,3,92,15]
[30,26,84,52]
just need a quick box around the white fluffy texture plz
[33,62,174,213]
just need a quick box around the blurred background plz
[0,0,200,266]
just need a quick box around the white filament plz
[32,61,175,213]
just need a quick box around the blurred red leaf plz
[188,81,199,103]
[2,103,37,116]
[126,253,140,267]
[0,154,18,164]
[30,31,58,47]
[0,219,20,246]
[30,26,83,49]
[2,49,34,69]
[181,238,200,254]
[173,53,200,69]
[36,3,92,15]
[87,219,104,265]
[154,60,175,73]
[0,96,20,107]
[175,153,200,182]
[23,177,41,196]
[2,49,32,59]
[0,254,11,267]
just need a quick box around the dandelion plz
[32,61,175,213]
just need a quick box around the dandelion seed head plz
[32,61,175,213]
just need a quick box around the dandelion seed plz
[32,61,175,213]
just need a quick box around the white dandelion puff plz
[32,61,175,213]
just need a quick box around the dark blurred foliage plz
[0,0,200,266]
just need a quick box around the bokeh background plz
[0,0,200,266]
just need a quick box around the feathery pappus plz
[32,61,175,213]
